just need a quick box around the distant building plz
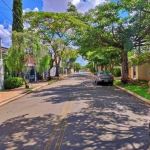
[1,47,8,55]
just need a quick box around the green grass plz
[114,80,121,86]
[114,80,150,100]
[48,79,59,85]
[25,88,33,91]
[0,89,9,92]
[48,80,54,85]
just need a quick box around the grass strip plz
[114,80,150,100]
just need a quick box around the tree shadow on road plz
[0,74,150,149]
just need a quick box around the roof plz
[1,47,8,52]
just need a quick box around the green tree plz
[120,0,150,68]
[6,31,27,87]
[67,2,78,13]
[12,0,23,32]
[76,2,142,84]
[73,62,82,72]
[84,63,95,73]
[6,31,47,88]
[38,55,51,79]
[61,49,78,74]
[50,38,64,77]
[66,2,83,20]
[24,11,86,77]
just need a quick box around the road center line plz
[44,101,69,150]
[54,101,73,150]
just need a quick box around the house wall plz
[128,66,136,79]
[129,63,150,81]
[128,66,132,78]
[137,63,150,81]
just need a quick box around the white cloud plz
[33,7,39,12]
[23,8,32,14]
[130,11,136,17]
[75,56,88,66]
[23,7,39,29]
[72,0,80,5]
[0,24,11,48]
[42,0,109,13]
[23,7,39,14]
[0,7,39,48]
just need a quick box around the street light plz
[0,37,4,90]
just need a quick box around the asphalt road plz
[0,73,150,150]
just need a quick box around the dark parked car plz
[95,71,114,85]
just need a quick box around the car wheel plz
[96,81,99,85]
[110,82,113,86]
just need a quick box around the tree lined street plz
[0,73,150,150]
[1,0,150,149]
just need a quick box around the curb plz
[0,82,49,107]
[0,77,65,107]
[114,84,150,107]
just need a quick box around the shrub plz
[113,68,121,77]
[4,77,24,89]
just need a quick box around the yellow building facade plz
[128,63,150,81]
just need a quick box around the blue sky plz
[0,0,109,66]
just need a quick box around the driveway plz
[0,73,150,150]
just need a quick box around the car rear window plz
[99,71,111,75]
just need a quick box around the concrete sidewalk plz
[0,81,49,107]
[0,74,68,107]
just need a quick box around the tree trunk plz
[47,68,51,80]
[47,52,54,80]
[121,49,128,84]
[55,57,61,77]
[21,72,29,88]
[55,65,59,77]
[47,58,55,80]
[66,67,71,74]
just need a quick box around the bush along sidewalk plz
[2,75,64,91]
[114,80,150,100]
[4,77,24,89]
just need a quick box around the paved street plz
[0,73,150,150]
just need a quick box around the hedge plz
[4,77,24,89]
[113,68,121,77]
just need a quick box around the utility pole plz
[0,37,4,90]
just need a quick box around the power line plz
[0,10,14,32]
[1,0,66,48]
[0,11,12,23]
[0,20,12,32]
[0,27,11,38]
[2,0,22,22]
[2,0,52,43]
[0,6,10,11]
[1,0,12,11]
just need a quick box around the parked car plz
[95,71,114,85]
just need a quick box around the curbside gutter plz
[114,84,150,107]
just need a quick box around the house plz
[0,47,8,89]
[128,63,150,81]
[1,46,8,52]
[25,56,37,81]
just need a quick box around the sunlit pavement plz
[0,73,150,150]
